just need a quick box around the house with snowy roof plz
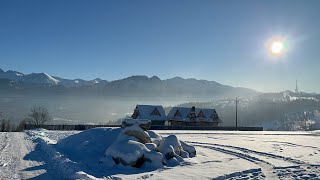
[167,106,222,126]
[131,105,167,125]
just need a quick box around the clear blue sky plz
[1,0,320,92]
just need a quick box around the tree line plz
[0,106,51,132]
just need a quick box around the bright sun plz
[270,41,284,54]
[267,38,287,57]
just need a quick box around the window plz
[174,110,182,117]
[198,111,205,118]
[151,108,161,116]
[211,114,219,119]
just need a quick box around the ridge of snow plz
[43,73,61,84]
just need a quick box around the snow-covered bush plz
[103,120,196,169]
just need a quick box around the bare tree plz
[0,112,11,132]
[27,107,51,127]
[0,112,5,132]
[16,119,27,132]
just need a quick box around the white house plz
[167,106,221,126]
[131,105,167,125]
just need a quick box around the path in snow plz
[0,132,47,179]
[188,142,320,179]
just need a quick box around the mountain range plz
[0,68,258,99]
[1,68,320,129]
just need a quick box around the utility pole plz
[304,111,307,131]
[218,97,240,130]
[236,97,238,130]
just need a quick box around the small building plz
[167,106,222,126]
[166,106,196,126]
[131,105,167,125]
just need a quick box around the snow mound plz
[121,123,151,144]
[105,139,149,167]
[147,130,163,146]
[159,135,181,155]
[57,122,196,174]
[102,122,196,169]
[180,140,196,157]
[145,143,157,151]
[57,128,122,166]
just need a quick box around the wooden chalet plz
[167,106,222,126]
[131,105,167,125]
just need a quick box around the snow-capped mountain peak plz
[0,68,108,87]
[23,73,60,85]
[44,73,60,84]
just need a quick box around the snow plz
[180,140,196,157]
[102,124,192,169]
[43,73,60,84]
[145,143,157,151]
[105,139,149,165]
[121,118,151,130]
[158,135,181,155]
[122,118,151,126]
[167,107,221,123]
[57,128,121,167]
[120,124,151,143]
[1,130,320,179]
[135,105,167,121]
[147,130,163,146]
[167,107,192,121]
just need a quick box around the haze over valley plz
[1,68,320,130]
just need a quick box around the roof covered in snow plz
[168,107,221,123]
[134,105,167,121]
[167,107,193,122]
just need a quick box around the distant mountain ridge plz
[0,68,259,98]
[0,68,108,87]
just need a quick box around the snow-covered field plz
[1,129,320,179]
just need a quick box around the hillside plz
[0,68,258,99]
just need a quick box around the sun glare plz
[267,37,288,57]
[270,41,284,54]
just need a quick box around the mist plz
[0,95,194,125]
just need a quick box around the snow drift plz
[56,120,196,175]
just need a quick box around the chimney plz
[191,106,195,112]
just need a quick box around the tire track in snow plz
[188,141,320,179]
[212,168,265,180]
[190,143,277,179]
[263,140,320,151]
[187,141,304,165]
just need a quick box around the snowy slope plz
[1,130,320,179]
[0,69,108,87]
[0,68,257,98]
